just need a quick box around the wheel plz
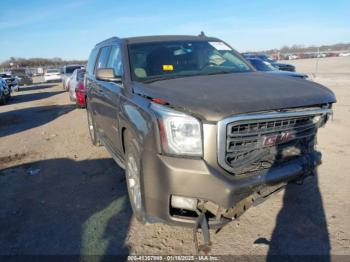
[5,92,11,101]
[0,94,6,105]
[125,131,147,223]
[69,93,75,102]
[86,104,101,146]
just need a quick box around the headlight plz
[303,75,312,81]
[151,103,202,156]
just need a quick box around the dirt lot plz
[1,57,349,257]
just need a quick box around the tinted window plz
[107,45,123,76]
[77,69,86,81]
[95,46,111,73]
[258,55,276,63]
[65,65,83,74]
[248,59,276,71]
[87,48,99,75]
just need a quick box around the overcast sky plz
[0,0,349,62]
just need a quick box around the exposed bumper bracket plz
[193,208,212,254]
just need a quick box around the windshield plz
[258,55,276,63]
[248,59,277,72]
[65,66,83,74]
[128,41,253,82]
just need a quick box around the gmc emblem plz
[263,132,295,147]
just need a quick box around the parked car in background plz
[0,77,11,104]
[0,73,19,92]
[0,82,6,105]
[85,35,335,252]
[68,68,86,107]
[62,65,84,91]
[246,57,308,79]
[11,68,33,86]
[243,53,296,72]
[44,69,62,82]
[287,54,299,60]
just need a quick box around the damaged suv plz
[85,35,335,250]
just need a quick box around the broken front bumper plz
[141,147,321,227]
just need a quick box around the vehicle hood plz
[133,72,336,122]
[266,71,307,78]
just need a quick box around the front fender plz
[118,94,161,156]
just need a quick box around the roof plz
[96,35,221,46]
[124,35,221,44]
[63,64,84,68]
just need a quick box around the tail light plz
[75,82,85,93]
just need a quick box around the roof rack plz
[95,37,120,46]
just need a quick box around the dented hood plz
[133,72,336,122]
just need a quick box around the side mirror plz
[96,68,122,83]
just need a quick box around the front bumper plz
[141,148,321,227]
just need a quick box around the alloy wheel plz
[126,155,142,210]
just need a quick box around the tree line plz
[248,42,350,55]
[0,57,87,68]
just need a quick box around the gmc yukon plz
[85,35,336,252]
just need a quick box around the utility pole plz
[315,46,320,77]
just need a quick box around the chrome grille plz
[217,109,332,175]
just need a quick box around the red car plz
[68,69,86,108]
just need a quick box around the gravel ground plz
[0,57,349,258]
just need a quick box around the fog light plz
[312,115,322,124]
[171,195,198,211]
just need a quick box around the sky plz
[0,0,349,62]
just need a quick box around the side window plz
[107,45,123,76]
[95,46,111,73]
[86,48,99,75]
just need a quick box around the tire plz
[86,104,101,146]
[0,94,6,105]
[125,131,147,223]
[5,92,11,101]
[69,93,75,102]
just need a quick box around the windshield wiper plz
[142,74,196,84]
[203,70,237,76]
[142,70,245,84]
